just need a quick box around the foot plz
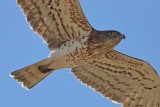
[38,65,54,73]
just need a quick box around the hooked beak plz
[121,34,125,39]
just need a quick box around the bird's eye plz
[111,32,116,36]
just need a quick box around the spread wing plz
[17,0,93,50]
[71,49,160,107]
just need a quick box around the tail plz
[10,59,54,90]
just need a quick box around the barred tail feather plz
[10,59,54,90]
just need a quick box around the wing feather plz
[17,0,93,50]
[71,49,160,107]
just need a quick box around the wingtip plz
[16,0,23,6]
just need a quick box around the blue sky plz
[1,0,160,107]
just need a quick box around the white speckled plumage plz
[10,0,160,107]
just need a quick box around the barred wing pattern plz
[71,49,160,107]
[17,0,93,50]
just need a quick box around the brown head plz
[88,30,125,50]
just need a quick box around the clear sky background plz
[1,0,160,107]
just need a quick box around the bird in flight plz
[10,0,160,107]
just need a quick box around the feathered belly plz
[48,37,112,69]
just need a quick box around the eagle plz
[10,0,160,107]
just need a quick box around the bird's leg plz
[38,65,54,73]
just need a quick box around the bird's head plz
[88,30,125,50]
[103,30,125,40]
[102,30,125,48]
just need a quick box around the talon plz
[38,65,53,73]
